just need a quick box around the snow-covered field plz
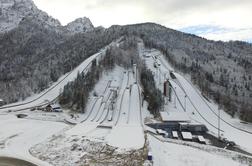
[0,114,67,166]
[148,134,250,166]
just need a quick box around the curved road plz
[0,157,37,166]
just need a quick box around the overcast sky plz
[33,0,252,42]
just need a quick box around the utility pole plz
[218,108,221,140]
[174,87,177,108]
[184,95,187,112]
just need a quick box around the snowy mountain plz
[0,0,94,34]
[65,17,94,34]
[0,0,251,123]
[1,21,252,121]
[0,0,61,33]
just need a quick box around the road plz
[0,157,37,166]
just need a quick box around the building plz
[147,110,208,141]
[0,99,4,106]
[197,135,206,144]
[163,80,172,101]
[156,129,167,136]
[160,111,207,133]
[45,104,63,112]
[181,132,193,141]
[179,122,208,132]
[172,131,179,139]
[45,104,53,112]
[51,104,62,112]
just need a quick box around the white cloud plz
[32,0,252,41]
[201,28,252,42]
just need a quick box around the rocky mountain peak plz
[0,0,61,33]
[65,17,94,34]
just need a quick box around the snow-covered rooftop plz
[179,122,204,126]
[51,103,61,109]
[198,135,206,143]
[156,129,166,135]
[172,131,178,138]
[181,132,193,140]
[160,111,190,122]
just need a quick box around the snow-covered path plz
[117,89,130,124]
[129,84,141,125]
[113,71,129,125]
[87,97,103,122]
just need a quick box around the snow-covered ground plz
[31,135,146,166]
[0,114,67,166]
[148,134,249,166]
[1,41,250,166]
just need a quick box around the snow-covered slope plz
[140,43,252,154]
[106,71,144,149]
[65,17,94,34]
[173,72,252,153]
[0,43,113,112]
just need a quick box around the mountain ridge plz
[0,0,94,34]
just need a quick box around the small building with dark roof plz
[0,99,4,106]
